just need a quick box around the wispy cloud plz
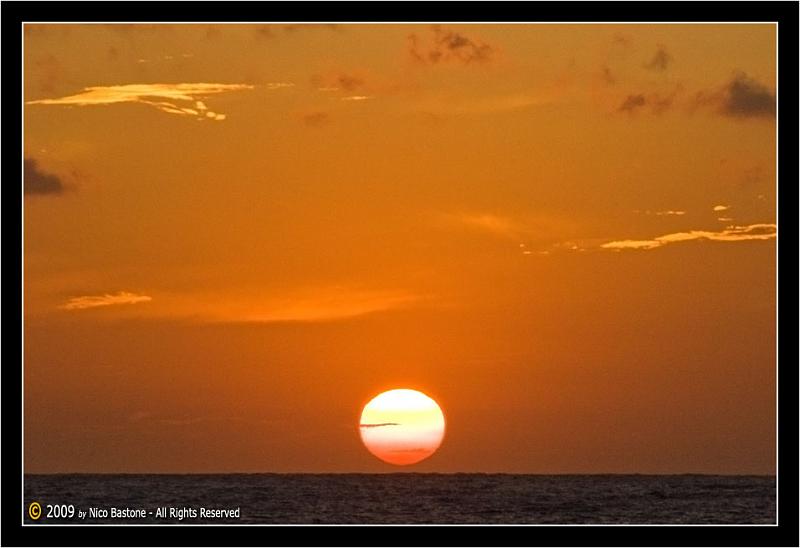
[60,291,152,310]
[601,223,776,251]
[618,86,681,115]
[50,285,423,322]
[439,211,578,248]
[161,287,423,324]
[408,25,493,65]
[713,204,729,212]
[340,95,372,101]
[27,83,259,120]
[24,158,65,196]
[264,82,294,90]
[416,91,558,117]
[633,209,686,216]
[441,213,520,239]
[234,288,420,323]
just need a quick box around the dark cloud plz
[618,94,646,113]
[302,112,329,127]
[694,72,775,119]
[721,73,775,118]
[359,423,400,428]
[645,45,672,71]
[408,25,493,65]
[24,158,65,196]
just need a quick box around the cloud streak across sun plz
[26,83,260,120]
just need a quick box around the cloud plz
[340,95,372,101]
[644,45,672,71]
[601,223,776,251]
[439,211,577,247]
[359,423,401,428]
[26,83,257,120]
[654,210,686,216]
[442,213,520,239]
[60,291,152,310]
[24,158,65,196]
[722,73,776,118]
[264,82,294,90]
[695,72,775,119]
[618,86,681,115]
[214,287,423,323]
[618,94,646,113]
[713,205,729,211]
[51,286,424,323]
[409,25,492,65]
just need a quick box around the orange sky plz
[24,23,776,473]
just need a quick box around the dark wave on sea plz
[23,474,775,525]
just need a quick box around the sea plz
[23,474,775,525]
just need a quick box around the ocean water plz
[23,474,775,525]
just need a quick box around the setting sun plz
[360,389,446,465]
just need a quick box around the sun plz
[359,389,446,465]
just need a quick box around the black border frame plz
[2,2,797,546]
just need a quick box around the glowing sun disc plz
[359,389,445,465]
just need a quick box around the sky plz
[24,23,776,474]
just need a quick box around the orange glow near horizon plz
[360,389,446,465]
